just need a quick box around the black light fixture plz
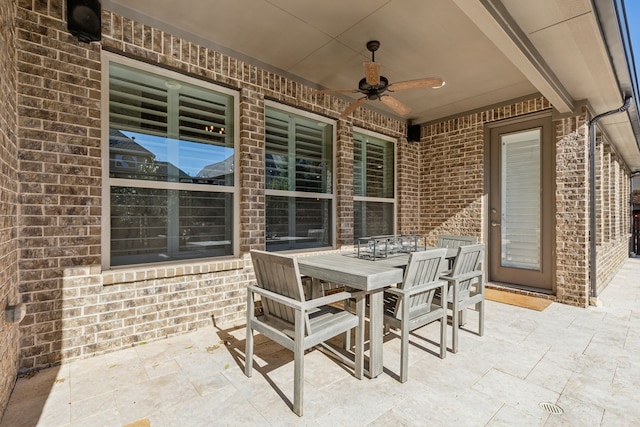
[67,0,102,43]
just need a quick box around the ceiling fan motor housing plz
[359,76,388,99]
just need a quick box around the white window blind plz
[353,132,395,239]
[500,129,541,270]
[107,60,235,267]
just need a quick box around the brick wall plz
[420,102,631,307]
[420,99,551,245]
[0,0,20,415]
[12,2,406,372]
[15,0,102,370]
[6,0,634,384]
[595,137,632,293]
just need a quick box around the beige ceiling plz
[103,0,640,170]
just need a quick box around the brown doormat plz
[485,288,552,311]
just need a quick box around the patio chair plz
[245,250,364,417]
[437,235,478,270]
[436,234,478,249]
[383,248,448,383]
[437,243,485,353]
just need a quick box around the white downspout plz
[588,96,632,304]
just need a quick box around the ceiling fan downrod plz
[366,40,380,62]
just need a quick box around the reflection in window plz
[107,61,235,266]
[354,132,395,239]
[265,107,334,251]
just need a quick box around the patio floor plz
[2,257,639,426]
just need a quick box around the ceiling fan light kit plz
[313,40,444,118]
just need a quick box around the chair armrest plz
[386,280,447,297]
[247,285,305,311]
[303,291,354,309]
[440,270,483,283]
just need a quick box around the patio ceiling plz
[103,0,640,171]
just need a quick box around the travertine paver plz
[2,258,639,426]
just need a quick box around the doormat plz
[485,288,552,311]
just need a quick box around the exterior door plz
[488,116,554,292]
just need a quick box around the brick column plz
[554,114,589,307]
[396,133,421,235]
[335,120,354,246]
[238,88,265,253]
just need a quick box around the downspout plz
[588,95,632,302]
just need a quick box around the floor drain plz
[539,402,564,415]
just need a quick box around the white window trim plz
[264,100,337,248]
[353,127,398,235]
[101,51,240,269]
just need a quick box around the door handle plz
[491,221,501,227]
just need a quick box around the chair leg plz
[460,307,467,326]
[439,315,447,359]
[293,309,305,417]
[478,300,484,336]
[399,298,410,383]
[451,300,460,354]
[245,295,254,377]
[344,299,351,351]
[354,294,365,380]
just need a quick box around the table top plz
[297,253,404,291]
[296,247,457,291]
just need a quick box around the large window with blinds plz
[105,57,237,267]
[353,131,395,239]
[265,105,334,251]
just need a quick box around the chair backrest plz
[250,250,305,327]
[448,244,484,298]
[437,235,478,249]
[393,248,447,319]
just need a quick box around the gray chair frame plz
[383,248,448,383]
[439,243,485,353]
[437,234,479,249]
[245,250,364,416]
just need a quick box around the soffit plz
[102,0,640,169]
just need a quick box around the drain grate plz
[539,402,564,415]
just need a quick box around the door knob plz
[491,221,501,227]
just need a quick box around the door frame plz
[483,112,556,294]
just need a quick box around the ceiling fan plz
[312,40,445,118]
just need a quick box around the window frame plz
[264,100,337,250]
[101,52,240,269]
[353,128,397,238]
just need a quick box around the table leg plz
[310,277,323,299]
[368,289,384,378]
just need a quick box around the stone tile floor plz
[2,257,639,426]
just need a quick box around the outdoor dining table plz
[296,247,457,378]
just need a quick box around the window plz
[104,56,237,267]
[353,131,395,238]
[265,105,334,251]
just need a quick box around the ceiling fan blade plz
[312,88,359,95]
[380,95,411,116]
[388,77,444,91]
[340,97,367,118]
[364,62,380,86]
